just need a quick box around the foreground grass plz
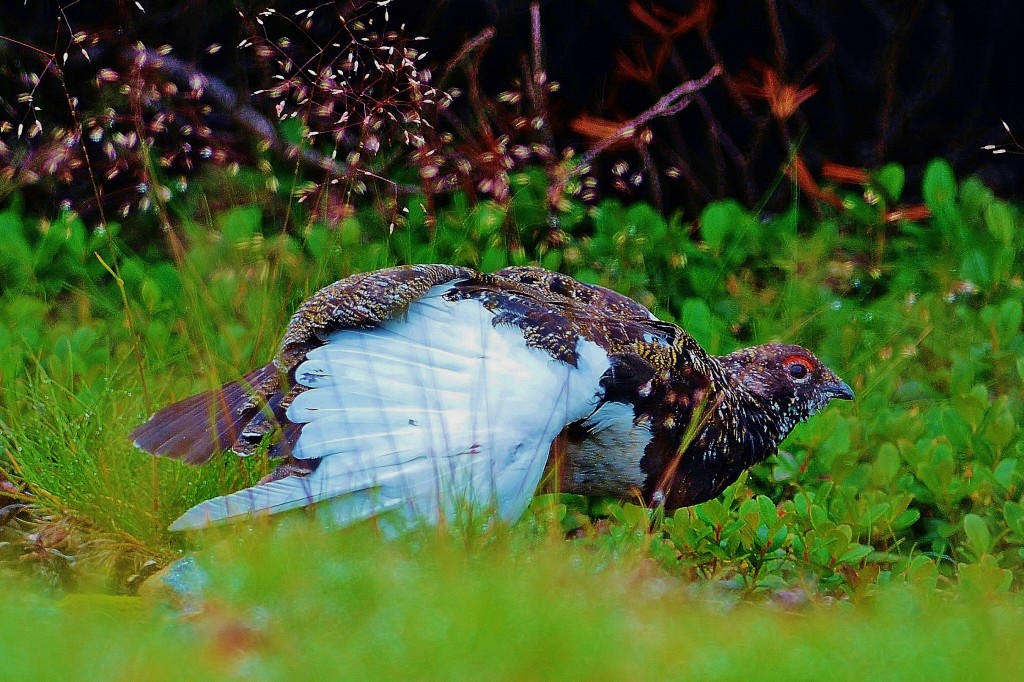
[4,520,1024,681]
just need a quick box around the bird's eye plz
[783,355,814,381]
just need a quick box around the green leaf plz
[480,247,508,273]
[959,176,994,216]
[941,407,974,453]
[558,200,586,233]
[838,544,873,564]
[894,508,921,530]
[540,249,562,271]
[959,554,1013,595]
[61,212,88,262]
[305,225,330,259]
[949,354,976,396]
[985,409,1016,453]
[810,504,829,530]
[219,205,262,243]
[922,158,957,210]
[694,499,729,526]
[842,191,880,226]
[509,172,548,229]
[140,277,162,312]
[588,497,621,518]
[955,385,989,432]
[469,202,506,238]
[757,495,777,526]
[873,443,900,485]
[626,202,667,243]
[698,201,731,252]
[985,201,1015,244]
[993,459,1018,489]
[996,299,1022,346]
[959,250,990,288]
[698,200,753,259]
[681,298,713,348]
[874,163,905,201]
[279,117,307,146]
[0,209,32,284]
[338,217,362,248]
[963,513,991,556]
[33,222,66,270]
[618,503,650,529]
[686,264,722,300]
[1005,502,1024,535]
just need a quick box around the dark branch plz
[574,65,723,175]
[439,27,495,88]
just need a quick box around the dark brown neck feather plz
[640,359,785,509]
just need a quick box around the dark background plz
[2,0,1021,215]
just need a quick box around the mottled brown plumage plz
[133,264,852,529]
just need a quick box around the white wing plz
[170,283,609,531]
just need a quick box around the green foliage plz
[0,161,1023,606]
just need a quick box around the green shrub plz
[1,161,1022,599]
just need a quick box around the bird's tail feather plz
[168,474,401,531]
[132,363,278,465]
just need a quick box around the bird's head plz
[714,343,854,430]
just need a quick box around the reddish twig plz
[527,2,554,152]
[575,65,722,175]
[439,27,496,88]
[548,65,721,209]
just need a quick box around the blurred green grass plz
[4,521,1024,680]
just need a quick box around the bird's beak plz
[828,380,855,401]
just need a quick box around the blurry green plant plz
[4,522,1023,681]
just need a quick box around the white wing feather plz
[170,283,609,530]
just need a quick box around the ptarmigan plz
[132,265,853,531]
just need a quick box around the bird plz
[132,264,854,531]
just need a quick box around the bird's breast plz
[550,401,652,497]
